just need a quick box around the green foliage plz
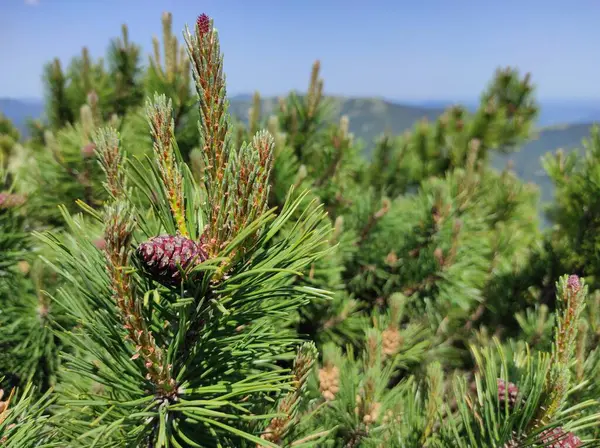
[1,9,600,448]
[145,12,197,160]
[544,126,600,283]
[30,16,333,446]
[0,384,56,447]
[0,170,64,393]
[43,59,75,130]
[0,113,20,167]
[105,25,145,118]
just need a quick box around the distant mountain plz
[1,95,444,144]
[1,96,597,213]
[227,95,445,151]
[493,123,596,206]
[228,97,599,223]
[0,98,44,136]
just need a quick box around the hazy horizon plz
[2,95,600,105]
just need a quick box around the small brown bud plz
[385,251,398,266]
[17,260,30,274]
[363,402,381,425]
[374,198,391,219]
[469,138,481,153]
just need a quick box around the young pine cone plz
[318,365,340,401]
[539,427,582,448]
[137,235,207,285]
[497,378,519,409]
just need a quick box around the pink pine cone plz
[197,13,210,35]
[497,378,519,409]
[137,235,207,285]
[567,275,581,293]
[539,427,582,448]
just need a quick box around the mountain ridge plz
[1,96,597,211]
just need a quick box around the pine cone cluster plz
[318,364,340,401]
[382,327,402,357]
[539,427,582,448]
[497,378,519,409]
[362,401,381,425]
[136,234,207,285]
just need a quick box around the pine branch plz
[532,275,587,427]
[184,15,274,257]
[97,126,175,397]
[94,127,126,198]
[103,201,175,396]
[146,95,188,237]
[249,91,262,137]
[259,343,318,446]
[358,197,391,245]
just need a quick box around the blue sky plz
[1,0,599,101]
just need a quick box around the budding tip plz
[196,13,211,35]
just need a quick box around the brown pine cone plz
[137,234,207,285]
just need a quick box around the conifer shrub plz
[0,10,599,448]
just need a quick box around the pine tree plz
[0,113,21,169]
[2,9,600,447]
[18,98,116,226]
[145,12,197,160]
[543,125,600,284]
[43,58,75,130]
[41,26,142,134]
[36,14,330,446]
[106,25,145,118]
[0,167,64,393]
[280,275,599,446]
